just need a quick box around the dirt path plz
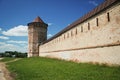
[0,63,6,80]
[0,58,21,80]
[0,62,13,80]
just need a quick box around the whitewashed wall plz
[39,3,120,65]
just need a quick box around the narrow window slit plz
[64,34,65,39]
[76,28,77,35]
[107,12,110,22]
[67,33,69,38]
[96,18,99,26]
[88,23,90,30]
[81,26,83,32]
[71,31,73,36]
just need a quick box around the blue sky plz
[0,0,104,52]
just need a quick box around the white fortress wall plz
[39,2,120,65]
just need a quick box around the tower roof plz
[33,16,44,23]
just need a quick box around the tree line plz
[0,51,27,58]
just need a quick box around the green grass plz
[5,57,120,80]
[0,57,16,62]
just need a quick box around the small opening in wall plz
[57,37,60,42]
[107,12,110,22]
[61,37,62,41]
[81,26,83,32]
[58,37,59,41]
[64,34,65,39]
[88,23,90,30]
[76,28,77,35]
[67,33,69,38]
[71,31,73,37]
[96,18,99,26]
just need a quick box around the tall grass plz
[6,57,120,80]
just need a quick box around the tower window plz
[107,12,110,22]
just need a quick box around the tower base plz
[28,52,39,57]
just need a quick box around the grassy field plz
[2,57,120,80]
[0,57,17,62]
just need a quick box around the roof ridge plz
[43,0,119,44]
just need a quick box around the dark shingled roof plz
[43,0,119,44]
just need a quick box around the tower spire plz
[33,16,44,23]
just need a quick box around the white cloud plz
[48,23,53,26]
[0,42,27,52]
[0,36,9,40]
[0,28,2,33]
[89,0,98,6]
[0,28,2,31]
[7,40,27,44]
[0,42,6,45]
[2,25,28,36]
[47,34,53,38]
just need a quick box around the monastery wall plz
[39,3,120,65]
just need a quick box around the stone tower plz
[27,16,48,57]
